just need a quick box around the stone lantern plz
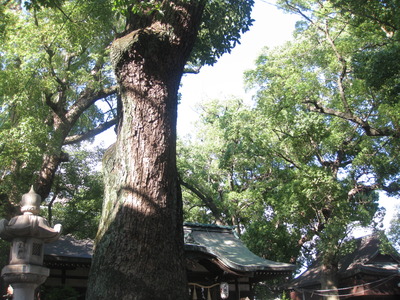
[0,187,62,300]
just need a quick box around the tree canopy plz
[248,1,399,296]
[178,1,400,298]
[0,1,118,214]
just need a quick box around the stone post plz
[0,187,62,300]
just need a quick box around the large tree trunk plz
[87,2,205,299]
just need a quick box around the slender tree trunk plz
[87,2,205,299]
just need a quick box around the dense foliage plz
[179,1,400,296]
[46,144,104,239]
[178,99,302,264]
[250,0,400,264]
[0,1,117,221]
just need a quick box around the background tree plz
[388,207,400,251]
[243,0,400,298]
[276,0,400,150]
[1,3,116,295]
[178,98,302,265]
[46,144,104,239]
[0,0,117,217]
[179,99,260,228]
[177,1,400,299]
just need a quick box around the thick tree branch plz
[283,0,319,29]
[304,100,400,137]
[179,178,225,225]
[45,46,67,87]
[183,66,201,74]
[347,183,380,201]
[44,92,60,115]
[323,20,351,114]
[64,118,117,145]
[66,85,118,124]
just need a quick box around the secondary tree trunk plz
[320,263,339,300]
[87,2,205,299]
[35,152,68,200]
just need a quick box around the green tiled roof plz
[44,223,294,275]
[183,223,295,273]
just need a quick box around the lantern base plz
[2,264,49,300]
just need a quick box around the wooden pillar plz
[235,279,240,300]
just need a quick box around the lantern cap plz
[20,186,41,215]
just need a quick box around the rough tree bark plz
[87,2,206,299]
